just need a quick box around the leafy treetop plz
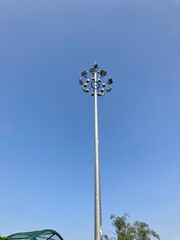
[103,214,160,240]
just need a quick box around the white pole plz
[94,71,102,240]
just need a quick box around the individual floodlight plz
[91,92,94,96]
[84,83,87,87]
[92,77,95,81]
[86,79,90,83]
[81,71,88,77]
[93,63,99,69]
[98,78,101,83]
[102,83,106,87]
[98,70,107,77]
[106,86,112,92]
[101,88,104,92]
[79,79,83,85]
[90,68,96,73]
[98,92,105,96]
[82,87,89,93]
[107,77,113,84]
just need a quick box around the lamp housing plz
[81,71,87,77]
[98,70,107,77]
[107,78,113,84]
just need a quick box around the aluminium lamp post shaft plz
[94,71,102,240]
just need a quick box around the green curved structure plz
[7,229,64,240]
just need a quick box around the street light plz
[79,63,113,240]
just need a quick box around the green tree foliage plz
[0,237,9,240]
[104,214,160,240]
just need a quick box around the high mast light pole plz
[79,63,113,240]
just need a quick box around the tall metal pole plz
[94,71,102,240]
[79,64,113,240]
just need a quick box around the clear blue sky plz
[0,1,180,240]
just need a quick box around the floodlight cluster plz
[79,64,113,96]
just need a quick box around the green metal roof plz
[7,229,63,240]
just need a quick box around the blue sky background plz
[0,0,180,240]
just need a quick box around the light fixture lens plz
[98,92,105,96]
[82,87,89,93]
[79,79,83,85]
[107,78,113,84]
[81,71,87,77]
[107,86,112,92]
[98,70,107,77]
[90,68,96,73]
[93,64,99,69]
